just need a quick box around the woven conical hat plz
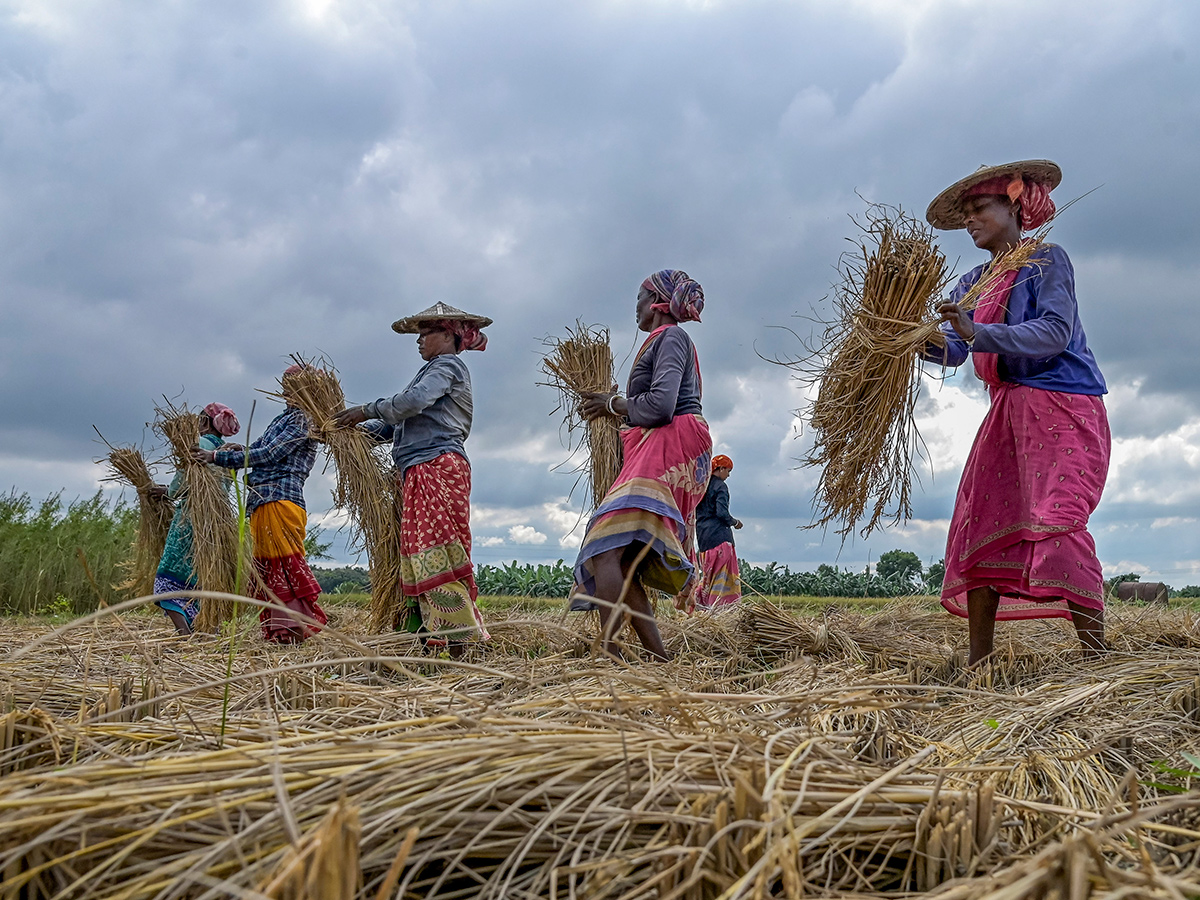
[391,302,493,334]
[926,159,1061,230]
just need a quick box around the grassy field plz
[17,589,1200,627]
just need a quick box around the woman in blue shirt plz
[925,160,1109,665]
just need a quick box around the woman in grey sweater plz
[570,270,713,661]
[334,302,491,653]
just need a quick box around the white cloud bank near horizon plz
[1,0,1197,582]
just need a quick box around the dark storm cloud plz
[1,0,1197,577]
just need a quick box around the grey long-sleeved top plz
[361,354,473,475]
[625,325,703,428]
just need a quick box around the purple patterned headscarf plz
[642,269,704,323]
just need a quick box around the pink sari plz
[572,327,712,609]
[941,263,1110,621]
[697,542,741,610]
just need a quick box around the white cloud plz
[477,536,505,547]
[1152,517,1198,530]
[1103,560,1154,578]
[507,525,547,545]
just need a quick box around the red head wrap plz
[712,454,733,471]
[964,174,1056,231]
[435,319,488,351]
[202,402,240,437]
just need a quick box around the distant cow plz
[1116,582,1168,604]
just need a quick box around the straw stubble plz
[4,602,1200,898]
[540,322,623,510]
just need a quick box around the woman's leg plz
[967,586,1000,665]
[1067,600,1106,657]
[165,609,193,635]
[590,546,670,662]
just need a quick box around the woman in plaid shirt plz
[195,365,328,643]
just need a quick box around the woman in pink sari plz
[570,269,712,661]
[925,160,1109,665]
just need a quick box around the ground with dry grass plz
[3,597,1200,899]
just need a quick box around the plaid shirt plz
[213,406,316,514]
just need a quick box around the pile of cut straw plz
[6,600,1200,898]
[101,446,173,598]
[540,322,623,509]
[281,359,404,633]
[794,204,1048,538]
[154,401,245,630]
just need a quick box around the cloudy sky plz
[2,0,1197,582]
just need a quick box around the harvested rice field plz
[4,598,1200,899]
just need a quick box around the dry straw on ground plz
[280,358,405,633]
[154,400,246,630]
[791,205,1049,539]
[3,598,1200,898]
[540,321,624,510]
[101,444,174,598]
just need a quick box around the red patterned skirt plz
[398,453,488,643]
[251,500,328,644]
[941,384,1110,622]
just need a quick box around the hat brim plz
[392,312,494,334]
[926,159,1062,231]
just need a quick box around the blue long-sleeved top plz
[361,354,473,476]
[696,477,737,552]
[625,325,703,427]
[922,244,1106,395]
[212,406,316,513]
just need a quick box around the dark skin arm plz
[579,385,627,421]
[937,299,976,342]
[332,406,369,429]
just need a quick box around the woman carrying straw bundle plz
[151,402,240,634]
[695,454,743,610]
[569,270,712,661]
[333,302,491,655]
[923,160,1109,664]
[193,366,328,644]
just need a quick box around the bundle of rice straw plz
[280,357,404,633]
[100,445,174,598]
[793,203,1049,538]
[540,322,624,510]
[154,401,244,631]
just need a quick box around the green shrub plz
[0,490,137,614]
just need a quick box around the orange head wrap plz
[712,454,733,471]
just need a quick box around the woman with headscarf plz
[570,269,712,661]
[152,402,240,634]
[923,160,1109,665]
[333,302,491,655]
[193,366,328,643]
[695,454,743,610]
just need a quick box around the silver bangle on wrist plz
[605,394,621,416]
